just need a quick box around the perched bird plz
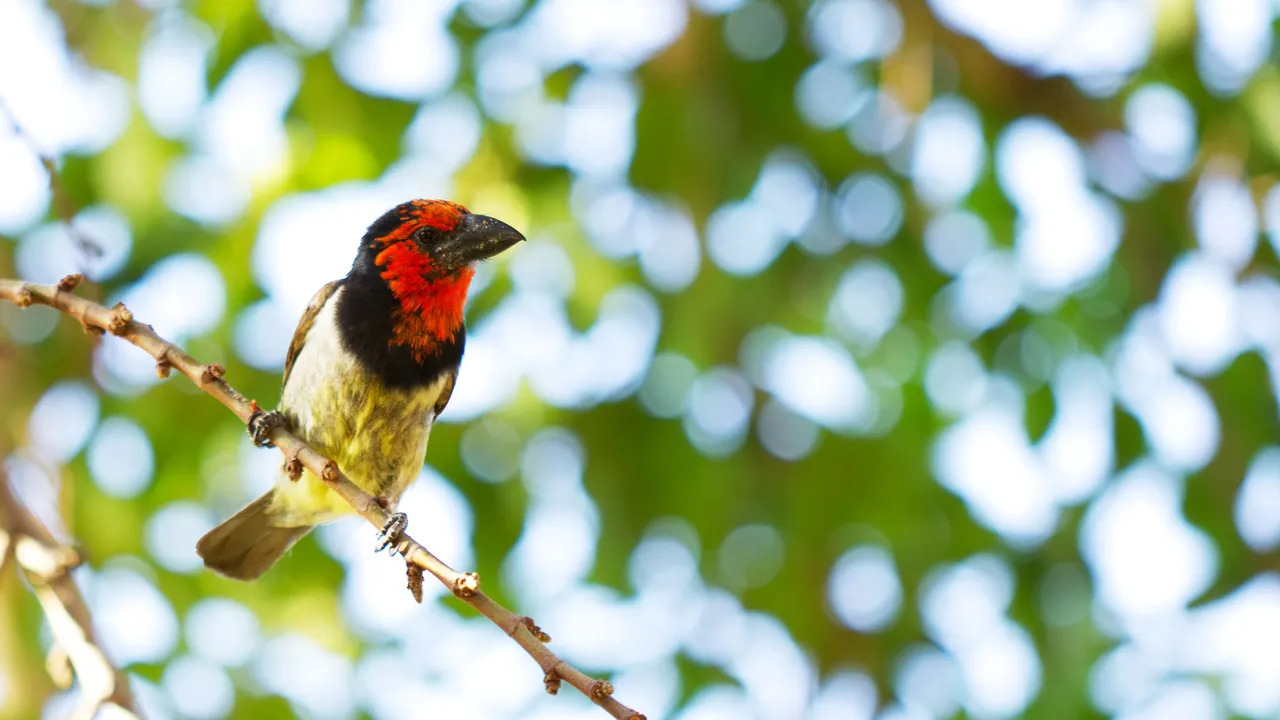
[197,199,523,580]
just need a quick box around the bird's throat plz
[376,241,473,360]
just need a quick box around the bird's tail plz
[196,490,311,580]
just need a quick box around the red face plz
[360,198,523,360]
[372,200,476,358]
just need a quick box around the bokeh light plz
[4,1,1280,718]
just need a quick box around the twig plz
[0,464,139,720]
[0,275,646,720]
[0,96,102,261]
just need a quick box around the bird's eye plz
[412,225,440,246]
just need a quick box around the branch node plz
[284,454,303,481]
[56,546,83,574]
[24,544,84,579]
[407,563,424,604]
[543,669,562,696]
[155,349,173,379]
[522,616,551,643]
[590,679,614,699]
[106,303,132,335]
[201,363,225,384]
[321,461,340,483]
[453,571,480,597]
[57,274,83,292]
[13,285,32,308]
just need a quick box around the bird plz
[196,199,524,580]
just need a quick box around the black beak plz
[435,213,525,271]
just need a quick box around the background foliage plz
[2,0,1279,718]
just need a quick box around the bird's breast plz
[271,290,449,525]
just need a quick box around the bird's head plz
[356,199,524,356]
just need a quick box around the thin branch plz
[0,275,646,720]
[0,96,101,262]
[0,464,139,720]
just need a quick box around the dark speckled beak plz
[434,213,524,271]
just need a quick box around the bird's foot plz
[248,408,288,448]
[375,512,408,554]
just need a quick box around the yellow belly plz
[265,303,446,527]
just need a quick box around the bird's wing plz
[432,369,456,420]
[282,279,343,387]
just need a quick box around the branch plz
[0,275,645,720]
[0,464,139,720]
[0,96,102,261]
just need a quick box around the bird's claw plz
[376,512,408,554]
[248,409,288,448]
